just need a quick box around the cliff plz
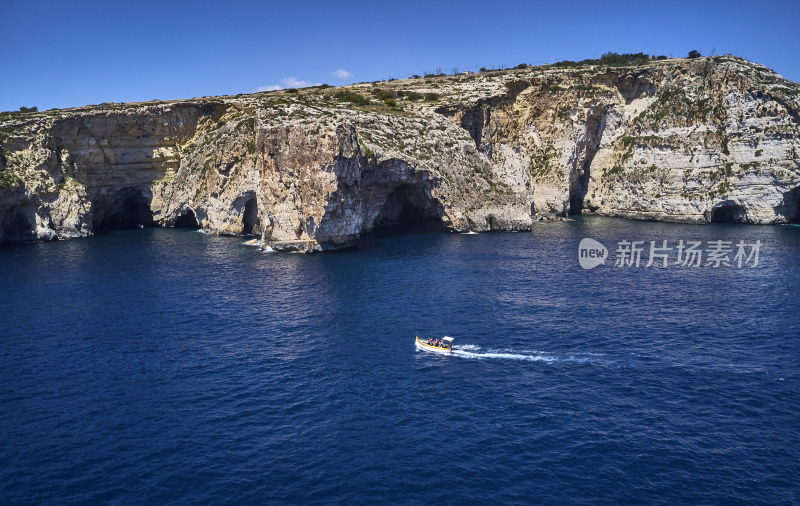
[1,55,798,251]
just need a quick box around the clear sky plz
[1,0,798,111]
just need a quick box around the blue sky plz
[1,0,798,111]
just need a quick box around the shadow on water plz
[356,220,447,250]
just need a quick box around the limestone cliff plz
[1,55,798,251]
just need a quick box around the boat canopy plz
[442,336,455,342]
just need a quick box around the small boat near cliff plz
[415,336,454,354]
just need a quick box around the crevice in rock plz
[710,201,748,223]
[435,96,506,155]
[2,204,37,241]
[569,110,606,215]
[94,188,155,230]
[568,151,595,215]
[174,209,200,229]
[613,72,657,104]
[242,197,259,235]
[436,104,487,151]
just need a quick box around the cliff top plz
[2,55,797,126]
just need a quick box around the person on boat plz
[426,338,432,345]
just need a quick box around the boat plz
[415,336,454,354]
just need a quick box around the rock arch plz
[374,182,445,229]
[174,209,200,228]
[710,201,747,223]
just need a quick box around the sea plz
[1,217,798,504]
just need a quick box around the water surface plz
[1,218,798,503]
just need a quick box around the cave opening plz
[242,197,259,235]
[568,165,591,215]
[374,183,445,233]
[175,209,200,229]
[95,188,155,230]
[783,187,800,224]
[710,202,747,223]
[2,205,37,241]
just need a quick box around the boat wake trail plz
[450,345,612,365]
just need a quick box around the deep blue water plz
[1,217,799,504]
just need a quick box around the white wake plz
[449,345,610,365]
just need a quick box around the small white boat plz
[415,336,454,354]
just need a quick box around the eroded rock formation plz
[1,55,798,251]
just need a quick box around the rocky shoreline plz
[1,55,798,251]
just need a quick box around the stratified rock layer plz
[1,56,798,250]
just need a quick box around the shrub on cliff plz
[370,89,399,107]
[688,50,701,59]
[334,90,369,105]
[362,145,376,164]
[553,52,662,68]
[599,52,650,66]
[399,90,424,101]
[372,89,395,101]
[552,60,580,68]
[0,168,22,188]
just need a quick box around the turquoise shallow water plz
[1,217,798,504]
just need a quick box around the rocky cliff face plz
[1,56,798,250]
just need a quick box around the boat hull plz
[415,337,452,354]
